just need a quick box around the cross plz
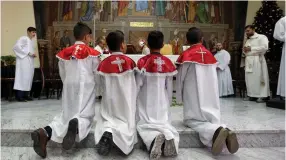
[111,57,125,72]
[196,47,207,62]
[74,45,82,56]
[154,57,165,72]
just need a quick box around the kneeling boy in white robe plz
[31,22,101,158]
[176,27,239,155]
[94,31,138,156]
[136,31,179,159]
[214,43,234,97]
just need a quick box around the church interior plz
[1,1,285,159]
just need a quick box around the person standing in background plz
[60,30,72,49]
[214,42,234,97]
[243,25,270,103]
[94,36,106,54]
[273,16,285,100]
[13,27,37,102]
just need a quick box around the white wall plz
[1,1,40,68]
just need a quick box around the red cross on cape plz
[137,54,177,75]
[176,44,217,65]
[56,44,101,60]
[97,54,136,75]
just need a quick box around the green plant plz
[171,97,183,107]
[1,55,16,66]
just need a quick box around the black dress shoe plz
[16,98,27,102]
[25,97,33,101]
[62,118,78,150]
[97,131,113,156]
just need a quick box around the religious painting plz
[129,31,150,52]
[203,32,219,52]
[169,31,187,55]
[79,1,95,22]
[62,1,73,21]
[94,30,111,42]
[131,0,151,16]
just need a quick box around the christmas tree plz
[253,0,284,61]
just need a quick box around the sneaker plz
[97,132,113,156]
[225,128,239,154]
[62,118,78,150]
[31,128,49,158]
[211,127,228,155]
[150,134,165,160]
[163,139,177,157]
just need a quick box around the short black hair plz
[245,25,255,30]
[147,31,164,49]
[115,30,124,36]
[73,22,92,40]
[186,27,203,44]
[27,27,36,32]
[106,31,124,51]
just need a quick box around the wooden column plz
[37,40,49,69]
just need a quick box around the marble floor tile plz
[1,147,285,160]
[1,98,285,133]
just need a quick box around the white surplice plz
[142,46,150,55]
[244,33,270,98]
[94,45,104,97]
[274,17,286,97]
[49,41,100,143]
[94,45,103,54]
[176,63,222,147]
[94,52,137,155]
[13,36,35,91]
[136,73,179,152]
[214,50,234,97]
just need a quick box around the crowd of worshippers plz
[13,17,285,159]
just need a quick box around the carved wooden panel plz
[169,31,187,44]
[129,31,150,52]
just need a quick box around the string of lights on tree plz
[252,0,284,61]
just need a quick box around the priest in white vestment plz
[243,25,270,102]
[94,36,106,54]
[136,31,179,159]
[214,43,234,97]
[176,27,239,156]
[31,22,101,158]
[13,27,37,101]
[94,31,137,156]
[139,40,151,55]
[274,16,286,99]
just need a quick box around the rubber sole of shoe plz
[62,119,78,150]
[150,134,165,160]
[31,131,46,158]
[211,128,228,156]
[227,131,239,154]
[163,139,177,157]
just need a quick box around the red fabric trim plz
[137,54,176,73]
[97,54,136,74]
[176,44,217,64]
[56,44,101,60]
